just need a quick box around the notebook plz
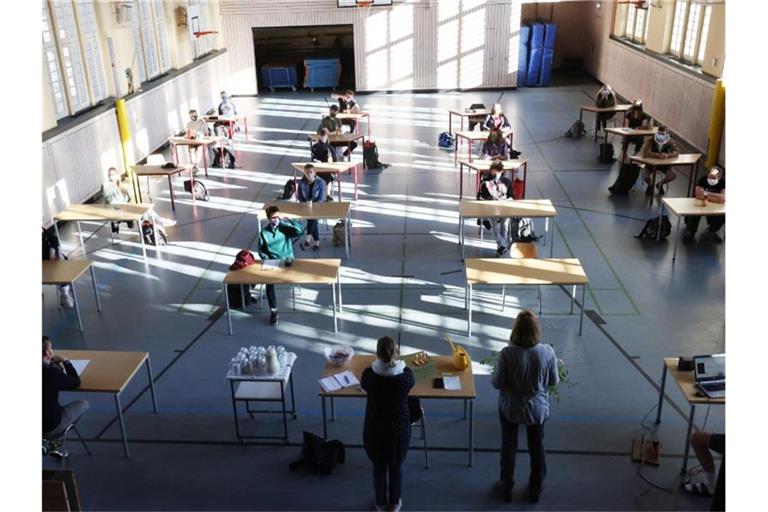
[319,371,360,392]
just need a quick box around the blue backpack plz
[438,131,455,149]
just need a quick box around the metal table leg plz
[71,280,84,332]
[146,357,159,413]
[550,216,556,257]
[321,397,328,439]
[280,383,288,442]
[137,220,147,261]
[115,394,130,457]
[538,285,543,315]
[224,283,233,335]
[681,405,696,475]
[459,161,464,198]
[459,215,465,261]
[467,284,473,337]
[468,399,475,467]
[331,397,336,421]
[338,274,344,312]
[579,284,586,335]
[345,212,350,259]
[76,221,85,257]
[168,175,176,210]
[672,215,682,262]
[89,265,102,312]
[230,380,241,440]
[657,203,665,241]
[202,144,209,177]
[570,285,576,314]
[332,280,338,332]
[655,362,668,423]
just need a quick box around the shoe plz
[192,166,199,176]
[326,196,334,202]
[313,244,320,251]
[390,498,402,512]
[707,231,723,244]
[645,185,653,196]
[269,311,279,326]
[162,219,177,228]
[301,240,311,251]
[496,480,514,503]
[111,222,120,234]
[657,183,665,196]
[476,218,482,226]
[682,230,695,244]
[527,487,541,503]
[496,246,507,257]
[374,501,386,512]
[682,472,714,497]
[482,219,492,230]
[50,447,70,459]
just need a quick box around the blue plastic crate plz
[303,58,341,90]
[261,63,298,91]
[543,22,557,49]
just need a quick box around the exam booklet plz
[319,371,360,392]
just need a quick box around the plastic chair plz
[408,397,429,469]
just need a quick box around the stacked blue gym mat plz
[518,22,556,87]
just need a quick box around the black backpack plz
[142,221,168,246]
[510,217,541,243]
[289,431,346,475]
[363,140,388,169]
[184,179,210,201]
[565,120,586,138]
[598,142,615,163]
[227,284,255,309]
[212,147,236,169]
[635,215,672,240]
[42,227,64,261]
[281,179,296,200]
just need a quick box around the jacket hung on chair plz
[361,361,415,465]
[43,362,81,433]
[257,219,304,261]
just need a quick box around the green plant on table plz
[481,345,575,402]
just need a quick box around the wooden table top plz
[202,115,246,123]
[459,199,557,219]
[449,109,491,117]
[465,258,588,286]
[55,203,153,222]
[57,350,148,394]
[459,159,527,171]
[663,357,725,405]
[132,164,192,177]
[260,201,351,220]
[630,153,702,166]
[319,354,476,399]
[42,260,92,285]
[168,136,218,146]
[604,126,658,137]
[224,259,341,286]
[455,129,513,141]
[336,112,369,120]
[308,133,364,143]
[662,197,726,216]
[290,162,357,174]
[581,104,632,113]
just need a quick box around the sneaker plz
[111,222,120,234]
[192,166,199,176]
[682,230,695,244]
[269,311,279,326]
[301,240,311,251]
[496,480,514,503]
[527,487,542,503]
[59,286,75,309]
[326,196,334,202]
[707,231,723,244]
[374,502,386,512]
[645,184,653,196]
[482,219,492,230]
[496,245,507,257]
[162,219,177,228]
[657,183,665,196]
[682,472,714,497]
[313,244,320,251]
[390,498,402,512]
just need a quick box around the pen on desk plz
[343,375,349,384]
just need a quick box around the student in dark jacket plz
[483,103,512,131]
[43,336,89,437]
[595,84,617,132]
[257,206,304,326]
[481,128,509,160]
[311,128,339,187]
[361,336,415,512]
[319,105,358,158]
[477,159,514,256]
[623,99,648,153]
[297,164,327,251]
[640,125,679,196]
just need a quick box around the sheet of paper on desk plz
[70,360,90,375]
[320,376,342,392]
[262,260,281,271]
[443,375,461,391]
[333,371,359,388]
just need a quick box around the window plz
[623,4,648,44]
[132,0,172,83]
[42,0,108,119]
[669,1,712,65]
[188,0,213,59]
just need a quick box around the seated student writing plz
[257,206,305,326]
[332,90,360,132]
[477,159,514,257]
[595,84,617,132]
[319,105,358,158]
[185,109,211,174]
[482,129,509,160]
[103,167,175,231]
[683,166,725,244]
[483,103,512,132]
[640,125,679,196]
[43,336,89,452]
[214,91,239,137]
[311,128,339,189]
[297,164,327,251]
[623,99,648,154]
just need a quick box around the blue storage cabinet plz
[526,46,543,86]
[303,58,341,91]
[517,24,530,87]
[529,22,545,49]
[543,23,557,49]
[261,62,298,92]
[538,48,554,86]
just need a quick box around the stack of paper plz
[443,375,461,391]
[319,370,360,392]
[262,260,281,271]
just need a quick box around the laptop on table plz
[693,353,725,399]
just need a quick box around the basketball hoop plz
[193,30,218,38]
[356,0,373,7]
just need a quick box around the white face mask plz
[307,172,316,182]
[109,174,119,182]
[707,178,719,187]
[654,132,670,146]
[269,218,280,228]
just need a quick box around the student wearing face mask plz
[103,167,176,230]
[640,125,679,196]
[258,206,304,325]
[624,99,648,154]
[482,128,509,160]
[311,128,339,190]
[297,164,327,251]
[683,166,726,244]
[332,90,360,132]
[185,109,210,174]
[215,91,239,136]
[477,159,514,256]
[595,84,617,132]
[319,105,358,158]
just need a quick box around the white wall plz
[42,52,229,226]
[219,0,523,93]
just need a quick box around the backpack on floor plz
[184,179,210,201]
[608,163,640,196]
[510,217,541,243]
[42,226,65,261]
[598,142,615,163]
[565,120,586,139]
[512,178,525,200]
[438,131,455,149]
[227,284,256,309]
[281,179,296,200]
[142,221,168,246]
[289,431,346,475]
[332,220,346,246]
[212,147,236,169]
[635,215,672,240]
[363,139,389,169]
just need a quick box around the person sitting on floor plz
[477,159,514,257]
[482,128,509,160]
[257,206,305,326]
[595,84,617,132]
[683,431,724,498]
[43,336,89,454]
[297,164,327,251]
[640,125,679,196]
[319,105,358,159]
[683,166,725,244]
[103,167,176,230]
[483,103,512,132]
[185,109,210,174]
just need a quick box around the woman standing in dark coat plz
[361,336,415,512]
